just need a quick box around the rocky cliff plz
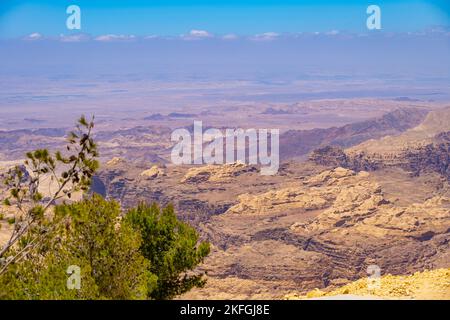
[309,107,450,180]
[280,107,429,160]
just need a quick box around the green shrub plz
[126,203,210,300]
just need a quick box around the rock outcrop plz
[139,165,165,179]
[106,157,126,166]
[309,107,450,180]
[280,107,429,160]
[91,150,449,300]
[225,168,373,215]
[183,165,449,299]
[181,162,257,183]
[286,268,450,300]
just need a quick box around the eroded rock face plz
[280,107,429,160]
[286,268,450,300]
[181,162,257,183]
[284,170,450,287]
[183,166,449,299]
[139,165,165,179]
[90,158,449,300]
[226,188,331,215]
[305,167,356,185]
[225,168,374,215]
[309,107,450,180]
[106,157,126,166]
[291,190,449,242]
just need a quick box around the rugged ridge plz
[286,268,450,300]
[309,107,450,180]
[280,107,429,160]
[181,167,450,299]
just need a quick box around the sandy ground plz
[286,268,450,300]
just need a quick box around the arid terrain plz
[287,268,450,300]
[1,0,450,303]
[0,99,449,299]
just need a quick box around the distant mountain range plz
[310,106,450,180]
[280,107,430,160]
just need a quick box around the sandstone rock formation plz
[182,165,449,299]
[286,268,450,300]
[139,165,164,179]
[92,156,450,300]
[88,115,450,300]
[181,162,257,183]
[310,107,450,180]
[106,157,126,166]
[280,107,429,160]
[225,168,373,215]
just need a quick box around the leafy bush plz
[0,195,151,300]
[125,203,210,300]
[0,116,210,300]
[0,116,98,272]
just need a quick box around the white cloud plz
[24,32,43,41]
[94,34,136,42]
[250,32,279,41]
[181,29,214,40]
[59,33,90,42]
[189,29,212,38]
[425,25,450,34]
[222,33,238,40]
[144,35,160,40]
[326,30,339,36]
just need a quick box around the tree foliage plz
[0,195,151,300]
[0,115,210,300]
[125,203,210,300]
[0,197,210,300]
[0,115,99,274]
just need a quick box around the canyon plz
[0,99,449,299]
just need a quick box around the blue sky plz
[0,0,449,38]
